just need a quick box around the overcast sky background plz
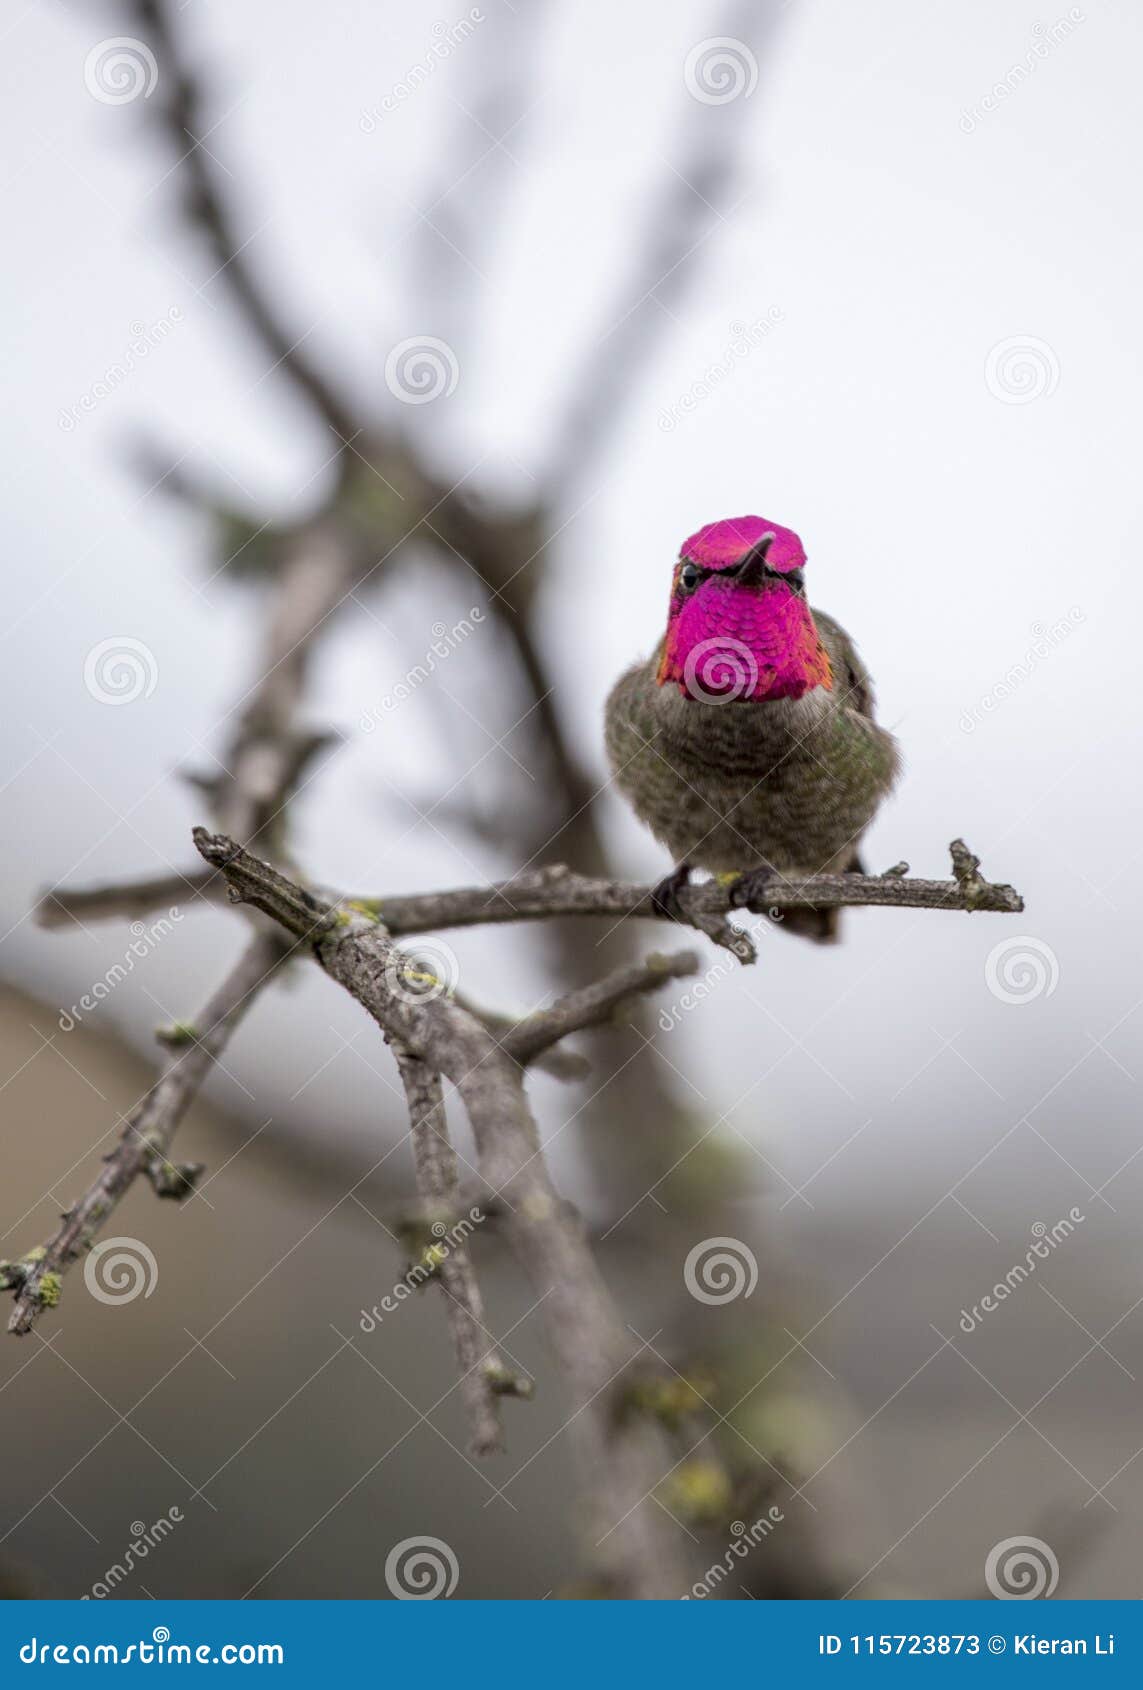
[2,0,1140,1302]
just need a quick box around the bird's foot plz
[729,864,777,915]
[650,862,693,923]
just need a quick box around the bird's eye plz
[785,569,805,593]
[679,562,701,592]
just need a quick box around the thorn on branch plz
[949,837,988,908]
[144,1158,206,1200]
[483,1359,535,1400]
[155,1022,199,1049]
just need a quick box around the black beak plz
[729,532,776,588]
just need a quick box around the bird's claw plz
[650,863,692,923]
[729,866,776,914]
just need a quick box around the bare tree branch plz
[4,931,287,1334]
[357,840,1026,964]
[14,518,367,1330]
[192,827,696,1596]
[129,0,363,443]
[36,841,1024,966]
[451,988,591,1083]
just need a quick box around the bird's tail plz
[778,850,865,945]
[780,905,841,945]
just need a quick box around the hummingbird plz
[604,515,900,942]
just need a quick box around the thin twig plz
[392,1047,529,1457]
[503,950,700,1065]
[5,932,287,1334]
[35,868,221,929]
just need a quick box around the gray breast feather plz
[604,617,899,875]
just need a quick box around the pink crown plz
[680,515,807,575]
